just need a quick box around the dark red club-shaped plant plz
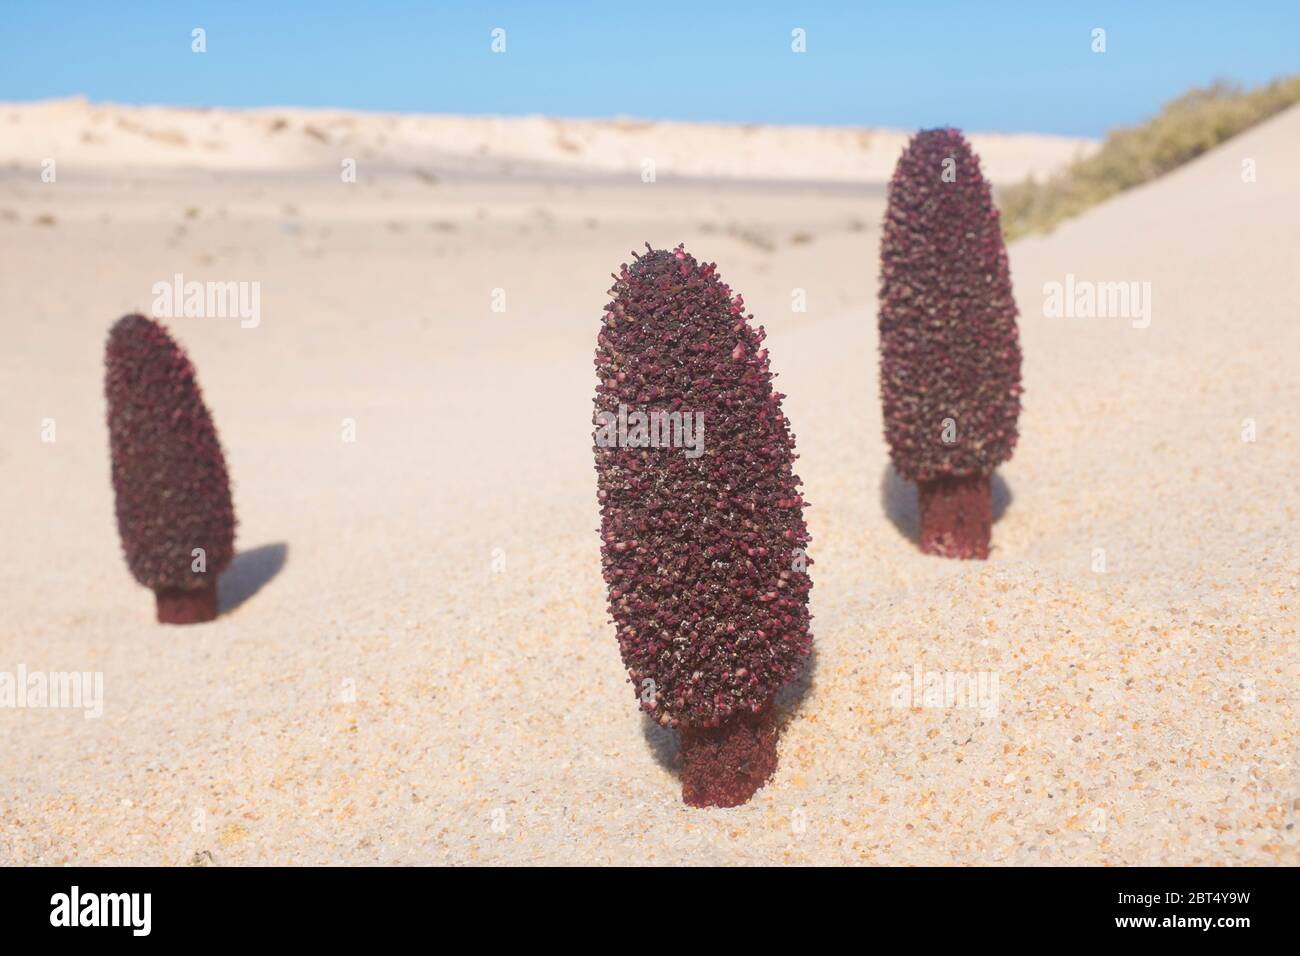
[105,314,236,623]
[878,128,1023,559]
[593,244,813,807]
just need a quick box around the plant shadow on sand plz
[218,542,288,615]
[640,644,820,777]
[879,465,1012,545]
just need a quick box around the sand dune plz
[0,97,1094,184]
[0,101,1294,865]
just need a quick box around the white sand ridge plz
[1,96,1095,184]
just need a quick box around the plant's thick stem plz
[918,473,992,560]
[679,699,779,808]
[154,582,218,624]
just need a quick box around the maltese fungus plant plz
[105,314,236,623]
[593,244,813,808]
[879,128,1022,559]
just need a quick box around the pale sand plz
[0,97,1094,184]
[0,101,1294,865]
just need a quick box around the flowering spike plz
[105,314,236,623]
[878,128,1022,558]
[593,245,813,807]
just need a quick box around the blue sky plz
[2,2,1297,136]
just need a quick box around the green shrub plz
[1000,74,1300,240]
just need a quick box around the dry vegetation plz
[1000,74,1300,240]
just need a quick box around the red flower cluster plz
[105,314,235,622]
[878,128,1022,484]
[593,244,812,806]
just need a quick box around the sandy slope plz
[0,102,1294,865]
